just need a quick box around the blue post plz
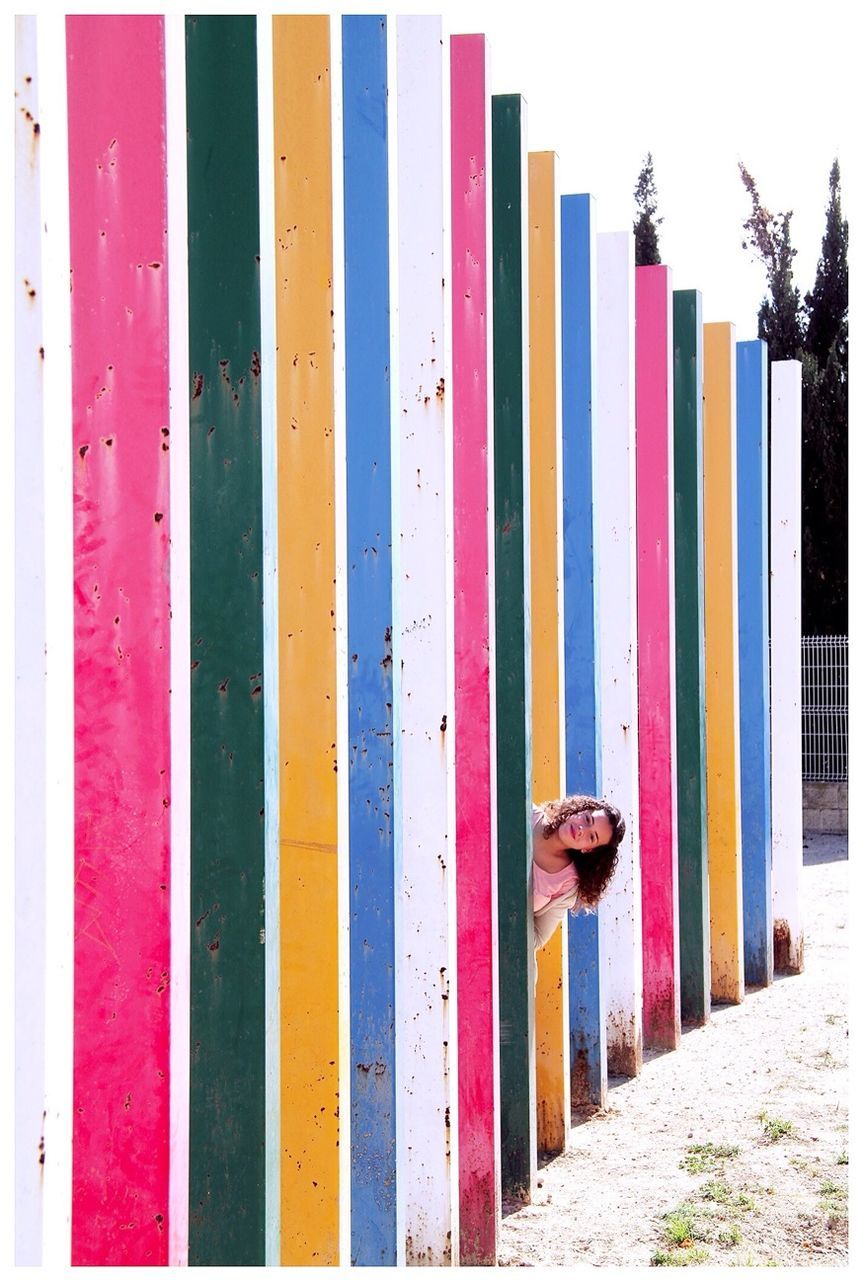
[561,193,606,1108]
[736,339,772,988]
[343,15,397,1264]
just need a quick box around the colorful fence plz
[15,12,804,1267]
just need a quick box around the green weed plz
[837,1150,848,1165]
[699,1181,731,1204]
[651,1246,710,1266]
[662,1204,701,1246]
[819,1178,848,1222]
[758,1111,795,1141]
[680,1142,740,1174]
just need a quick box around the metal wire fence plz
[801,635,848,782]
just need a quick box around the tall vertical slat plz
[67,15,172,1263]
[165,14,191,1265]
[770,361,804,973]
[394,17,458,1263]
[492,93,535,1203]
[530,154,568,1149]
[451,32,499,1266]
[673,289,710,1025]
[36,15,75,1264]
[702,322,743,1004]
[254,14,280,1264]
[342,14,397,1266]
[271,15,340,1264]
[595,231,642,1079]
[635,265,680,1050]
[736,340,772,988]
[561,194,605,1107]
[185,15,265,1264]
[15,16,48,1264]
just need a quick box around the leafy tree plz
[633,153,662,266]
[739,162,803,358]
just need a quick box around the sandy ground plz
[499,833,850,1268]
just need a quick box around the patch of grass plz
[699,1180,731,1204]
[680,1142,740,1174]
[717,1223,742,1246]
[819,1178,848,1223]
[734,1192,756,1212]
[837,1150,848,1165]
[757,1111,795,1141]
[651,1246,710,1266]
[662,1204,702,1246]
[814,1172,845,1213]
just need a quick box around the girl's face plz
[558,808,613,854]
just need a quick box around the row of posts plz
[14,12,802,1268]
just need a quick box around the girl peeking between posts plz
[532,794,626,954]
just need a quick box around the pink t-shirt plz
[532,860,577,912]
[531,804,577,910]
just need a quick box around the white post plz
[595,230,643,1077]
[770,359,803,972]
[165,16,191,1265]
[15,15,48,1263]
[393,15,458,1265]
[35,11,75,1266]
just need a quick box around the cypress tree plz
[633,152,662,266]
[801,161,848,633]
[739,160,848,635]
[805,160,848,366]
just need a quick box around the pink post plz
[635,265,681,1051]
[451,33,499,1265]
[67,16,171,1263]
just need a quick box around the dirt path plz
[499,834,849,1267]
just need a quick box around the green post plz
[492,94,535,1203]
[673,289,710,1025]
[186,16,266,1263]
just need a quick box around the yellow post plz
[528,151,569,1155]
[702,322,744,1004]
[273,16,340,1263]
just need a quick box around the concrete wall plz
[804,783,848,835]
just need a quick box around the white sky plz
[14,1,855,340]
[441,0,854,339]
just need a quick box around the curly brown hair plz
[538,793,625,909]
